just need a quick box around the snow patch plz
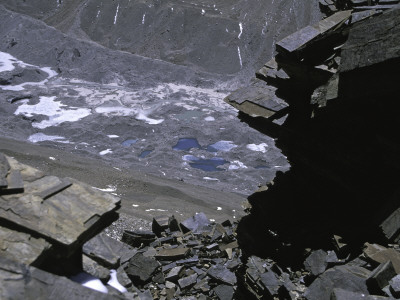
[228,160,248,170]
[28,133,68,143]
[107,135,119,138]
[14,96,91,129]
[114,4,120,25]
[99,149,112,155]
[203,177,219,181]
[107,270,127,293]
[238,22,243,39]
[246,143,268,153]
[142,13,146,24]
[70,272,108,294]
[204,116,215,122]
[237,46,243,69]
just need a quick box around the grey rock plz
[0,256,119,300]
[82,254,110,281]
[207,265,237,286]
[155,247,190,261]
[0,225,50,265]
[136,290,154,300]
[259,271,282,297]
[125,253,160,285]
[331,288,393,300]
[116,266,133,289]
[367,261,397,293]
[363,243,400,274]
[304,249,328,276]
[166,266,185,282]
[180,212,210,233]
[1,169,24,194]
[178,274,198,289]
[389,274,400,297]
[0,153,10,188]
[305,265,370,300]
[380,208,400,242]
[213,284,234,300]
[83,233,131,268]
[276,10,351,54]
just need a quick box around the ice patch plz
[132,204,139,207]
[70,272,108,294]
[108,270,127,293]
[246,143,268,153]
[136,111,164,125]
[238,22,243,39]
[28,133,67,143]
[228,160,248,170]
[49,156,56,160]
[145,208,168,212]
[99,149,112,155]
[14,96,91,129]
[217,207,222,211]
[107,135,119,138]
[207,140,237,152]
[201,9,205,15]
[204,116,215,122]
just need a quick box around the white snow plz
[203,177,219,181]
[142,13,146,24]
[70,272,108,294]
[228,160,248,170]
[237,46,243,69]
[238,22,243,39]
[99,149,112,155]
[107,270,127,293]
[201,9,205,15]
[93,185,117,192]
[136,111,164,125]
[0,52,16,72]
[209,140,237,152]
[132,204,139,207]
[28,133,68,143]
[204,116,215,121]
[107,135,119,138]
[145,208,168,212]
[49,156,56,160]
[217,207,222,210]
[14,96,91,129]
[246,143,268,153]
[114,4,120,25]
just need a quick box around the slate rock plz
[0,256,119,300]
[363,243,400,274]
[1,169,24,195]
[213,284,234,300]
[82,254,110,281]
[207,265,237,286]
[304,249,328,276]
[305,264,370,300]
[137,289,154,300]
[83,233,131,268]
[389,274,400,297]
[0,225,50,265]
[178,274,198,289]
[380,208,400,242]
[125,253,160,285]
[121,230,156,247]
[116,265,133,289]
[180,212,210,233]
[166,266,185,282]
[155,247,190,261]
[331,288,392,300]
[0,153,10,188]
[367,261,397,294]
[260,271,282,297]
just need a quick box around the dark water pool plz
[122,139,138,146]
[172,138,202,151]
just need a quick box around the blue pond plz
[173,138,202,151]
[122,139,138,146]
[139,150,152,158]
[183,155,229,172]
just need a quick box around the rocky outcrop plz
[224,3,400,299]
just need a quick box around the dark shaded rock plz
[0,153,10,188]
[0,225,50,265]
[121,230,156,247]
[207,265,237,286]
[380,208,400,242]
[367,261,397,294]
[180,213,210,233]
[304,249,328,276]
[213,284,234,300]
[125,253,160,285]
[152,215,170,237]
[83,233,131,268]
[178,273,198,289]
[0,256,119,299]
[152,271,165,284]
[137,289,154,300]
[305,265,370,300]
[166,266,185,282]
[1,169,24,194]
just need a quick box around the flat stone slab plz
[0,256,120,300]
[0,158,120,251]
[155,247,190,261]
[0,153,10,188]
[0,225,50,265]
[276,10,351,54]
[224,82,288,119]
[83,233,132,268]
